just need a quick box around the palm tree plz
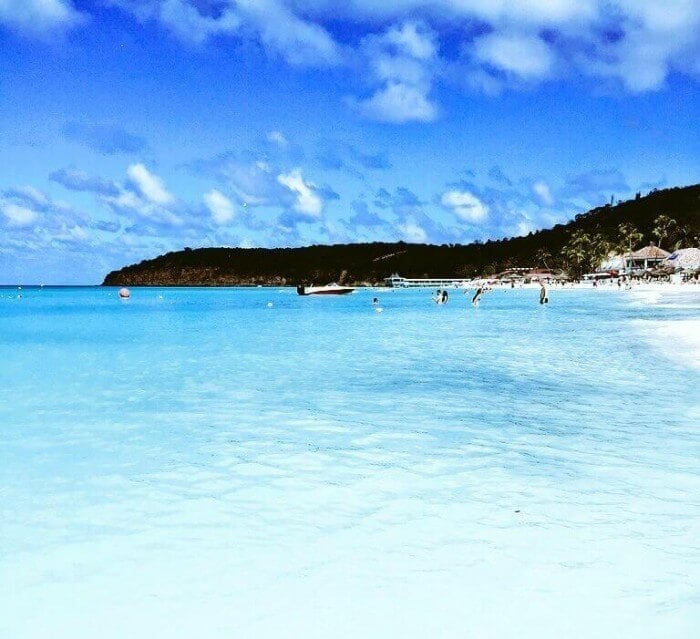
[534,248,552,270]
[563,230,592,276]
[652,215,677,249]
[592,233,612,262]
[616,223,643,254]
[563,231,613,276]
[672,224,700,249]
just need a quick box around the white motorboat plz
[296,283,355,296]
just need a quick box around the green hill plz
[103,184,700,286]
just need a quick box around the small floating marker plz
[267,302,273,308]
[119,287,131,299]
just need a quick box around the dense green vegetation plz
[104,184,700,286]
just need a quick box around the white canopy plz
[663,248,700,271]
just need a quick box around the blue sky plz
[0,1,698,283]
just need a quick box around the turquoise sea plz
[1,286,699,638]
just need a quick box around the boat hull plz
[297,284,355,295]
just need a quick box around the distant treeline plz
[103,184,700,286]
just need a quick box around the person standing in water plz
[472,285,483,305]
[539,281,549,304]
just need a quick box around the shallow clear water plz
[1,286,698,638]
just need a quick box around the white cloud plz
[95,165,182,225]
[112,0,339,66]
[126,163,174,206]
[4,185,50,209]
[277,168,323,219]
[473,32,554,80]
[532,180,555,206]
[240,0,340,66]
[441,190,489,223]
[101,188,182,225]
[90,1,700,117]
[355,82,437,123]
[399,220,428,243]
[516,220,536,236]
[107,0,240,44]
[266,130,288,147]
[204,189,236,225]
[384,20,436,60]
[0,0,85,36]
[53,224,90,242]
[221,160,279,206]
[354,21,439,123]
[1,202,39,227]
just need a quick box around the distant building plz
[626,244,670,272]
[384,273,469,288]
[595,244,671,277]
[663,248,700,272]
[492,268,567,283]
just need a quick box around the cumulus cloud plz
[62,1,699,108]
[44,0,698,125]
[204,189,236,224]
[473,32,554,81]
[355,83,437,124]
[126,163,175,206]
[398,220,428,243]
[444,178,562,240]
[216,158,283,206]
[90,164,183,226]
[1,202,39,227]
[277,168,323,219]
[354,21,439,123]
[189,152,335,234]
[1,184,90,239]
[240,0,340,66]
[532,180,555,206]
[109,0,339,66]
[3,185,50,210]
[441,190,489,223]
[589,1,700,92]
[0,0,86,36]
[105,0,240,44]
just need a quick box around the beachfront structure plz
[594,243,671,277]
[385,273,469,288]
[663,248,700,272]
[626,244,670,271]
[492,268,567,282]
[599,253,626,272]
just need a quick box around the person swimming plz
[441,289,449,304]
[372,297,379,305]
[472,285,483,305]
